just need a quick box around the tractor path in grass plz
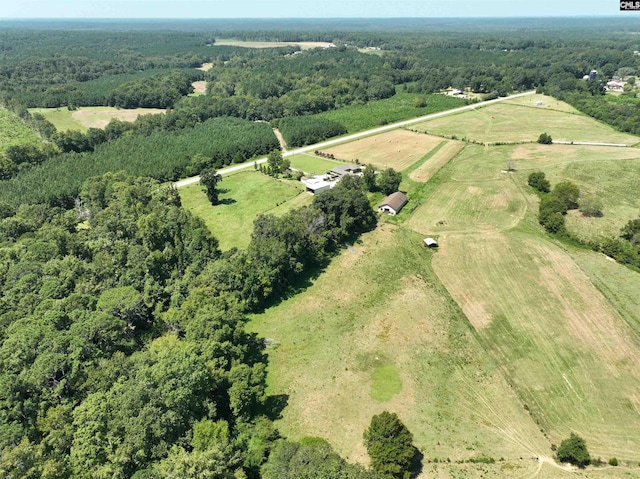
[173,90,536,188]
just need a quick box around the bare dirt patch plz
[71,108,165,129]
[192,81,207,93]
[196,63,213,71]
[409,140,465,182]
[325,130,442,171]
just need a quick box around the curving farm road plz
[173,90,535,188]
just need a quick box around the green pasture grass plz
[315,92,466,134]
[287,153,347,175]
[249,226,551,466]
[0,109,41,153]
[412,102,639,145]
[501,93,580,113]
[179,170,305,250]
[28,107,86,132]
[432,230,640,462]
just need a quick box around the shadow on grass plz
[411,447,424,479]
[264,394,289,421]
[218,197,237,205]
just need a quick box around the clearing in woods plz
[412,101,638,145]
[28,106,165,132]
[178,170,307,250]
[323,130,443,171]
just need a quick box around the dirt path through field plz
[273,128,287,151]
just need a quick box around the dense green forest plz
[0,171,377,477]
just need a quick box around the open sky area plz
[0,0,630,18]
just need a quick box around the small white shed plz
[423,237,438,248]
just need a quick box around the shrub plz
[527,171,550,193]
[608,457,618,466]
[556,433,590,468]
[537,132,553,144]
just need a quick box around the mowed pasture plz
[324,130,443,171]
[412,102,638,145]
[501,93,580,113]
[408,140,465,182]
[431,231,640,462]
[287,153,348,175]
[249,226,553,470]
[29,106,165,132]
[179,170,306,250]
[0,108,41,153]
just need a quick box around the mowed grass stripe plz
[408,140,465,182]
[431,231,640,460]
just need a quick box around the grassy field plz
[412,102,639,145]
[409,140,465,182]
[249,226,552,467]
[0,108,41,153]
[501,93,581,113]
[315,92,466,134]
[286,153,348,175]
[28,106,165,132]
[179,170,306,250]
[324,130,443,171]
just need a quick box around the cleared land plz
[501,93,580,113]
[412,102,638,145]
[191,81,207,94]
[249,226,552,469]
[287,153,348,175]
[324,130,443,171]
[409,140,465,182]
[197,63,213,71]
[29,106,165,132]
[213,39,334,49]
[179,170,306,250]
[0,108,41,153]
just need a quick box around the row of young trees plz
[276,116,347,147]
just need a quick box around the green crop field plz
[0,108,41,153]
[179,170,307,250]
[314,92,466,134]
[286,153,347,175]
[412,102,639,145]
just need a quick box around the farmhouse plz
[378,191,408,215]
[329,164,362,179]
[302,176,332,194]
[423,237,438,248]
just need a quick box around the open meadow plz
[286,153,348,175]
[324,130,443,171]
[28,106,165,132]
[412,102,639,145]
[501,93,581,113]
[242,95,640,477]
[179,170,308,250]
[0,108,41,153]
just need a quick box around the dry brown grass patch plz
[409,140,465,182]
[71,108,165,129]
[325,130,442,171]
[192,81,207,93]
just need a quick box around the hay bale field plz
[323,130,442,171]
[412,103,638,145]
